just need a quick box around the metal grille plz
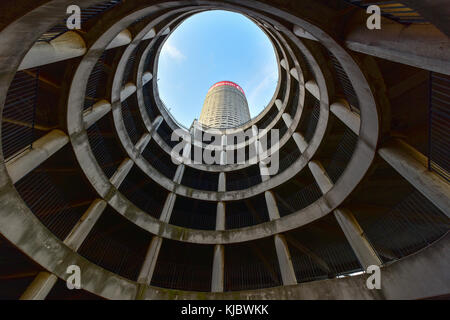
[303,93,320,143]
[2,69,42,161]
[343,1,428,24]
[226,165,262,191]
[121,97,142,145]
[170,197,217,230]
[157,120,179,149]
[429,72,449,181]
[142,82,160,121]
[151,241,213,292]
[358,190,450,263]
[37,0,122,42]
[181,166,219,192]
[274,181,322,217]
[86,123,119,179]
[78,206,151,281]
[142,141,178,180]
[122,48,137,85]
[258,107,278,130]
[325,128,358,183]
[84,53,108,110]
[276,144,301,175]
[118,166,167,219]
[225,195,270,229]
[15,170,87,241]
[328,51,360,113]
[288,83,300,119]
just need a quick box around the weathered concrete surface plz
[346,23,450,75]
[274,234,297,286]
[20,272,58,300]
[211,244,224,292]
[138,236,162,285]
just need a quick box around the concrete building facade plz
[0,0,448,300]
[199,81,251,128]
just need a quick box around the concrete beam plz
[109,158,133,188]
[19,31,86,70]
[218,172,226,192]
[275,99,283,111]
[173,164,185,184]
[282,113,293,127]
[6,130,69,183]
[330,99,360,135]
[293,25,318,41]
[265,191,280,221]
[378,139,450,218]
[120,83,136,102]
[159,192,176,223]
[83,100,111,129]
[280,59,288,70]
[64,199,107,251]
[346,23,450,75]
[334,208,382,270]
[20,272,58,300]
[106,29,132,50]
[211,244,224,292]
[292,132,308,153]
[274,234,297,285]
[142,72,153,86]
[216,202,225,231]
[142,28,156,40]
[305,80,320,100]
[135,133,151,154]
[137,236,162,285]
[308,160,333,194]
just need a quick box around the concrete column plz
[142,28,156,40]
[135,133,151,154]
[275,99,283,111]
[280,59,288,70]
[334,208,382,270]
[20,272,58,300]
[308,160,382,269]
[120,83,137,102]
[346,23,450,75]
[137,236,162,284]
[173,164,185,184]
[308,160,333,194]
[151,115,163,134]
[293,25,318,41]
[330,99,360,135]
[216,202,226,231]
[19,31,86,70]
[305,80,320,100]
[218,172,226,192]
[290,68,299,81]
[378,139,450,218]
[211,244,224,292]
[110,158,133,188]
[83,100,111,129]
[282,113,293,127]
[274,234,297,285]
[6,130,69,183]
[106,29,132,50]
[142,72,153,86]
[64,199,107,251]
[292,132,308,153]
[265,191,280,221]
[160,192,176,223]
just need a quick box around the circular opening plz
[156,10,279,128]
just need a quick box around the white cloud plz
[246,64,278,113]
[162,42,186,62]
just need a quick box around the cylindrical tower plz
[199,81,251,128]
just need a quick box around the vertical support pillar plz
[160,192,176,223]
[137,236,163,285]
[211,244,224,293]
[216,202,226,231]
[20,272,58,300]
[292,132,308,153]
[218,172,226,192]
[274,234,297,285]
[265,191,280,221]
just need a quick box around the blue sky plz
[156,10,278,128]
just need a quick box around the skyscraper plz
[199,81,251,128]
